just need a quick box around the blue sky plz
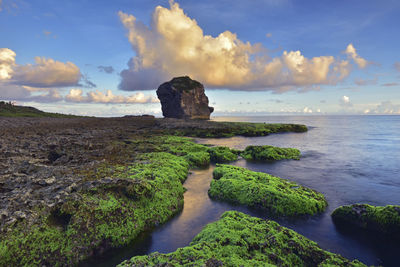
[1,0,400,116]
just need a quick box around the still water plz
[85,116,400,267]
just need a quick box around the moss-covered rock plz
[164,120,308,138]
[118,211,365,267]
[0,152,190,266]
[241,145,301,161]
[208,146,240,163]
[209,165,327,216]
[331,204,400,239]
[0,135,219,266]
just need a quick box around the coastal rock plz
[156,76,214,120]
[332,204,400,239]
[209,164,327,216]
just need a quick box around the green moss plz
[208,146,239,163]
[209,165,327,216]
[170,121,308,138]
[170,76,203,92]
[0,151,190,266]
[331,204,400,239]
[241,145,301,161]
[118,211,365,267]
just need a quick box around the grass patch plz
[0,101,78,118]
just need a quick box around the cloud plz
[0,48,16,80]
[344,44,369,69]
[303,107,313,113]
[12,57,81,87]
[0,48,160,106]
[382,82,398,87]
[98,65,115,74]
[0,84,63,103]
[340,95,353,107]
[364,101,400,114]
[1,48,82,89]
[394,62,400,72]
[354,77,377,86]
[65,89,159,104]
[43,30,51,36]
[118,1,363,92]
[80,74,97,88]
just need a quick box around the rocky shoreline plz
[3,116,397,266]
[0,116,316,266]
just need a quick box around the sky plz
[1,0,400,116]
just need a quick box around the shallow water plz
[84,115,400,267]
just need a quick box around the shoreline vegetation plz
[0,101,78,118]
[0,108,378,266]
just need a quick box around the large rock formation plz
[157,76,214,120]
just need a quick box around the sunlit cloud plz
[118,1,366,92]
[65,89,159,104]
[0,48,16,80]
[0,48,81,88]
[344,44,369,69]
[13,57,81,87]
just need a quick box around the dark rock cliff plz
[156,76,214,120]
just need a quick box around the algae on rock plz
[241,145,301,161]
[208,146,240,163]
[332,204,400,239]
[118,211,365,267]
[0,135,219,266]
[209,165,327,216]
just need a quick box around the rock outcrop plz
[157,76,214,120]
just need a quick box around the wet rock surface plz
[0,116,156,234]
[157,76,214,120]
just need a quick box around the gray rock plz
[157,76,214,120]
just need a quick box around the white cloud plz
[340,95,353,107]
[345,44,368,69]
[0,48,16,80]
[65,89,159,104]
[13,56,81,87]
[365,101,400,114]
[0,84,62,103]
[303,107,313,113]
[118,1,362,92]
[1,48,82,89]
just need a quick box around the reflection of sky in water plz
[84,116,400,267]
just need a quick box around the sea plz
[82,115,400,267]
